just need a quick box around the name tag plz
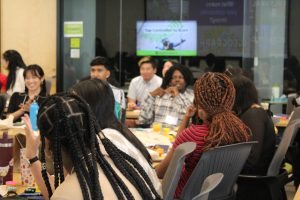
[164,115,178,125]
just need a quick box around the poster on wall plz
[64,21,83,38]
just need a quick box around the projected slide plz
[137,21,197,56]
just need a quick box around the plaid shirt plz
[139,88,194,126]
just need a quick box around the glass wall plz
[59,0,96,90]
[59,0,288,102]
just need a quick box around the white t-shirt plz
[110,84,126,109]
[51,129,162,200]
[127,75,162,104]
[6,67,25,97]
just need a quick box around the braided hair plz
[37,93,160,200]
[194,72,251,150]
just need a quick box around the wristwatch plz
[25,156,39,166]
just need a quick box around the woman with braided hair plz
[71,79,161,193]
[23,92,161,200]
[156,72,251,197]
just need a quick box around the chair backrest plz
[162,142,196,200]
[267,119,300,176]
[287,107,300,126]
[286,93,297,115]
[180,142,256,200]
[192,173,224,200]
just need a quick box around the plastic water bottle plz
[30,100,39,131]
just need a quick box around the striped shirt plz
[173,123,209,197]
[127,75,162,104]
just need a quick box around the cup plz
[20,148,35,187]
[163,127,171,136]
[152,122,162,132]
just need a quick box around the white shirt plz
[110,84,126,109]
[127,75,162,104]
[6,67,25,97]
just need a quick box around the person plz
[1,50,26,97]
[138,64,194,127]
[162,60,178,77]
[82,56,126,120]
[127,58,162,109]
[23,92,161,200]
[230,75,276,200]
[204,53,216,72]
[70,79,161,194]
[0,70,7,93]
[7,64,47,122]
[155,72,251,198]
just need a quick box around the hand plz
[185,105,196,118]
[165,86,179,97]
[19,99,33,112]
[22,114,40,159]
[150,87,165,97]
[128,102,137,110]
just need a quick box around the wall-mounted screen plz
[137,21,197,56]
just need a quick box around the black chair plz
[238,119,300,200]
[179,142,256,200]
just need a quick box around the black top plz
[7,92,47,121]
[240,107,276,175]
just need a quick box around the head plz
[231,75,259,115]
[162,60,178,77]
[139,60,157,82]
[2,50,26,90]
[70,79,152,162]
[205,53,216,68]
[194,72,251,150]
[89,56,111,81]
[24,64,47,95]
[161,64,193,91]
[71,79,115,128]
[37,93,159,199]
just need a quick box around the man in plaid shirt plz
[138,64,194,127]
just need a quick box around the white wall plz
[0,0,57,92]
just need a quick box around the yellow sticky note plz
[70,38,80,48]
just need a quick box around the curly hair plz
[194,72,251,150]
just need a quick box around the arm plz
[127,80,137,109]
[22,114,54,200]
[177,106,196,137]
[155,148,175,179]
[155,127,190,178]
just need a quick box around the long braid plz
[71,93,159,199]
[38,93,161,200]
[40,135,53,198]
[56,97,99,200]
[194,73,251,150]
[71,94,131,199]
[101,138,153,197]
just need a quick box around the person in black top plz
[7,64,47,122]
[230,75,276,200]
